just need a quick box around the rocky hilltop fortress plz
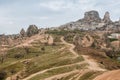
[58,10,120,31]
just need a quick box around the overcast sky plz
[0,0,120,34]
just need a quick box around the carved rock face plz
[26,25,39,37]
[103,12,112,23]
[83,10,101,22]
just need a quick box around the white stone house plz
[108,33,120,39]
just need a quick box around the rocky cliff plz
[59,10,120,31]
[26,25,39,37]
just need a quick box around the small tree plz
[0,71,7,80]
[24,46,29,54]
[41,47,45,53]
[0,53,5,63]
[0,57,4,63]
[14,53,24,59]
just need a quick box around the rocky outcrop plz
[103,12,112,23]
[58,10,120,31]
[20,28,26,37]
[59,10,104,31]
[119,18,120,24]
[81,34,94,47]
[83,10,101,23]
[7,37,14,46]
[26,25,39,37]
[48,35,54,45]
[73,34,94,48]
[73,34,82,47]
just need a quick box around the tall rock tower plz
[20,28,26,37]
[26,25,39,37]
[103,11,112,23]
[83,10,101,23]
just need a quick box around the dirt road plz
[82,55,106,71]
[22,62,85,80]
[61,37,106,71]
[22,36,106,80]
[60,37,79,57]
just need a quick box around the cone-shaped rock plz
[20,28,26,37]
[26,25,39,37]
[103,11,112,23]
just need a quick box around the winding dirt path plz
[22,36,106,80]
[43,37,106,80]
[82,55,106,71]
[69,69,90,80]
[60,37,79,57]
[44,70,79,80]
[61,37,106,71]
[22,36,84,80]
[22,62,86,80]
[16,34,44,47]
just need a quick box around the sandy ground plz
[82,55,106,71]
[93,69,120,80]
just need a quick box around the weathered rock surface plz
[73,34,94,48]
[26,25,39,37]
[103,12,112,23]
[59,10,104,31]
[20,28,26,37]
[48,35,54,45]
[58,10,119,32]
[83,10,101,23]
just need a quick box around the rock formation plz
[26,25,39,37]
[73,34,94,48]
[59,10,104,31]
[103,11,112,23]
[81,34,94,47]
[20,28,26,37]
[48,35,54,45]
[58,10,120,31]
[83,10,101,23]
[119,18,120,24]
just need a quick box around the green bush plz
[0,71,7,80]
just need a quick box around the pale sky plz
[0,0,120,34]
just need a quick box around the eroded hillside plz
[0,10,120,80]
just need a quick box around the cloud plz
[39,0,74,11]
[0,0,120,34]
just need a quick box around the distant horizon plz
[0,0,120,34]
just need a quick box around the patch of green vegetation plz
[0,40,63,77]
[29,64,87,80]
[24,52,84,77]
[59,72,78,80]
[46,30,83,36]
[46,30,71,36]
[52,35,61,42]
[109,38,118,42]
[64,34,75,43]
[78,71,101,80]
[0,62,24,77]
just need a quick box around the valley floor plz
[1,34,120,80]
[21,36,106,80]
